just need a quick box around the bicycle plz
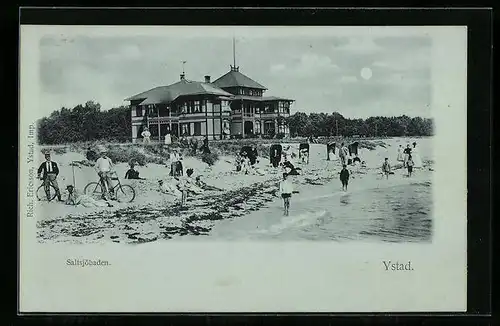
[36,180,57,202]
[83,170,136,203]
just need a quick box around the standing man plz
[141,127,151,144]
[37,152,62,201]
[169,149,181,177]
[279,173,293,216]
[382,157,391,179]
[95,149,115,200]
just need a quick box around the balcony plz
[148,116,180,123]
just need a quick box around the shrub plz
[275,133,285,139]
[106,146,147,166]
[200,152,219,166]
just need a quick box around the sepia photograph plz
[33,30,434,244]
[19,23,468,313]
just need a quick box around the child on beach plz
[403,144,412,167]
[339,164,350,191]
[407,155,415,177]
[176,176,188,206]
[241,156,251,175]
[235,154,242,172]
[279,173,293,216]
[124,162,144,180]
[382,158,391,179]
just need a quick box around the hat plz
[66,184,74,189]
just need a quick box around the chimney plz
[204,75,211,83]
[180,73,185,80]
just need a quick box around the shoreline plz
[35,138,434,244]
[37,164,432,244]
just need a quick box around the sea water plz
[208,173,433,242]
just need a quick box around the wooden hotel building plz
[125,64,294,143]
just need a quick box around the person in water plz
[382,157,391,179]
[339,164,350,191]
[407,154,415,177]
[279,172,293,216]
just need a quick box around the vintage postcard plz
[19,25,467,312]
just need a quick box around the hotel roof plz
[125,79,234,105]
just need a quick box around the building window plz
[150,105,158,116]
[194,100,201,113]
[181,123,190,136]
[194,122,202,135]
[135,106,143,117]
[255,120,261,134]
[213,101,221,113]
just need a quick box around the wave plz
[254,209,330,236]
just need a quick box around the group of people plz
[396,142,423,176]
[278,140,424,216]
[235,146,258,175]
[38,148,117,207]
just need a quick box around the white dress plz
[412,146,423,168]
[164,134,172,145]
[397,147,404,162]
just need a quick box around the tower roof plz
[212,69,267,90]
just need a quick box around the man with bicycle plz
[37,152,63,201]
[95,149,116,200]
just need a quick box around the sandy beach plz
[36,137,434,243]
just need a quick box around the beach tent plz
[348,142,359,156]
[326,142,336,160]
[240,146,258,165]
[269,144,282,167]
[298,143,310,163]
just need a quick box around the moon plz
[360,67,373,80]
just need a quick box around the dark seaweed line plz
[37,179,281,241]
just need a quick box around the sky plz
[38,27,432,119]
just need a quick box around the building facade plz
[126,65,293,143]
